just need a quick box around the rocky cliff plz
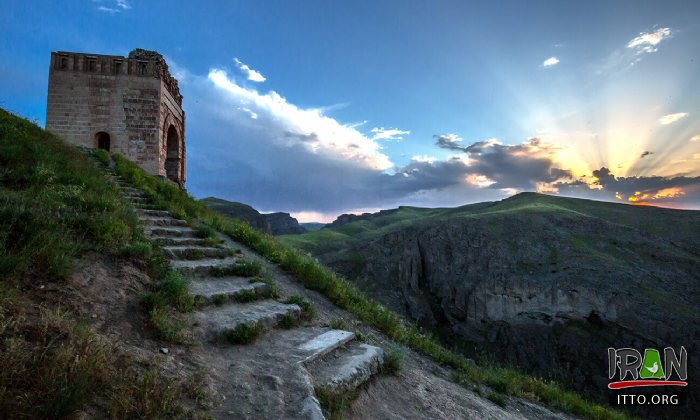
[286,193,700,416]
[201,197,306,235]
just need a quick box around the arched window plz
[95,132,110,151]
[165,125,180,183]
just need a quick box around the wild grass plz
[284,295,316,321]
[111,131,629,420]
[224,322,262,344]
[0,110,198,417]
[0,305,188,418]
[487,392,507,407]
[315,387,359,420]
[0,109,139,282]
[383,345,407,375]
[210,259,262,278]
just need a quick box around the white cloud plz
[659,112,688,125]
[95,0,130,13]
[207,69,391,170]
[690,134,700,142]
[627,27,671,54]
[238,107,258,119]
[234,58,266,83]
[370,127,410,141]
[543,57,559,67]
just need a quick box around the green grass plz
[212,294,228,306]
[487,392,507,407]
[224,322,262,344]
[279,313,299,329]
[110,132,629,420]
[383,345,407,375]
[0,288,189,418]
[210,259,262,278]
[0,110,197,417]
[315,387,359,420]
[250,275,281,299]
[0,109,140,282]
[284,295,316,321]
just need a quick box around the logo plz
[608,347,688,389]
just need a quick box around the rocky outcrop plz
[317,209,700,416]
[327,208,399,228]
[202,197,306,235]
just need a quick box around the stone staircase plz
[97,159,385,419]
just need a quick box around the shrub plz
[233,288,258,303]
[383,345,407,375]
[284,295,316,321]
[224,323,262,344]
[487,393,507,407]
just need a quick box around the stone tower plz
[46,49,186,187]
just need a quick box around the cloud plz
[567,167,700,207]
[627,27,672,54]
[543,57,560,67]
[178,61,700,219]
[690,134,700,142]
[95,0,130,13]
[434,134,464,150]
[370,127,410,141]
[437,136,573,190]
[234,58,266,82]
[659,112,688,125]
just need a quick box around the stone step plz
[146,226,199,238]
[189,277,270,306]
[195,300,301,342]
[137,209,172,218]
[163,245,231,260]
[120,187,145,195]
[128,196,150,203]
[139,216,188,227]
[134,204,163,211]
[307,341,385,394]
[298,330,356,364]
[151,236,210,246]
[170,257,242,276]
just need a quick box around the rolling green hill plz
[281,192,700,417]
[281,192,700,255]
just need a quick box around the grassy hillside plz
[111,145,627,419]
[0,109,201,417]
[0,108,627,418]
[281,192,700,418]
[281,192,700,255]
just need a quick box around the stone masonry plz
[46,49,186,187]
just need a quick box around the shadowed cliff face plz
[289,197,700,415]
[201,197,306,235]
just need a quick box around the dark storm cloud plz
[436,135,573,189]
[557,167,700,207]
[178,68,699,218]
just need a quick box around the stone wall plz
[46,50,185,187]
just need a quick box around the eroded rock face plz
[321,212,700,411]
[202,198,306,235]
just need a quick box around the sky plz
[1,0,700,222]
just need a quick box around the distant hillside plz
[300,222,325,231]
[282,192,700,416]
[201,197,305,235]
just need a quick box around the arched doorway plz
[95,132,110,151]
[165,125,180,184]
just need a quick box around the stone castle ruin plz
[46,49,186,187]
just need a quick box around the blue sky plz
[2,0,700,221]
